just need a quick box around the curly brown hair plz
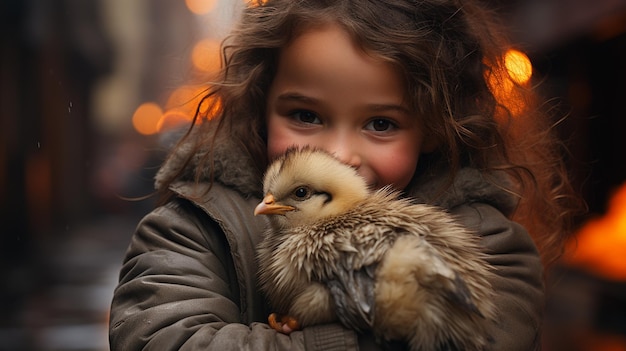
[160,0,582,268]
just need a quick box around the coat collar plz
[155,122,264,199]
[407,162,517,215]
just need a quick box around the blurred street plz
[2,215,140,351]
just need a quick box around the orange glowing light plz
[247,0,268,6]
[157,110,192,133]
[185,0,217,15]
[163,84,223,122]
[166,85,210,117]
[199,94,222,120]
[504,49,532,85]
[132,102,163,135]
[191,39,222,74]
[565,183,626,280]
[486,49,533,117]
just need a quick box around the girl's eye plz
[293,186,311,200]
[366,118,396,132]
[291,110,321,124]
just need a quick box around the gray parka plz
[109,128,544,350]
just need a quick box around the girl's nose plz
[327,139,362,169]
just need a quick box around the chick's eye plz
[293,187,311,200]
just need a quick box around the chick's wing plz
[327,262,377,332]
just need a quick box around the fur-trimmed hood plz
[155,123,264,199]
[155,123,517,215]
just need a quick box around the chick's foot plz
[268,313,301,334]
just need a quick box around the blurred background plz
[1,0,625,350]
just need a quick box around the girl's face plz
[266,24,430,191]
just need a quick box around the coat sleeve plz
[108,198,362,350]
[451,203,545,351]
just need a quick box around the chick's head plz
[255,147,370,228]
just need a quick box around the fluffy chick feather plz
[255,147,497,351]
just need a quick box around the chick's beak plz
[254,194,295,216]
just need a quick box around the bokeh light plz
[185,0,218,15]
[564,183,626,281]
[132,102,163,135]
[486,49,533,117]
[505,49,533,85]
[131,84,216,135]
[247,0,268,6]
[157,110,192,133]
[191,38,222,73]
[165,84,209,116]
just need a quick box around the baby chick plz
[254,147,497,351]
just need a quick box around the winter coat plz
[109,127,544,350]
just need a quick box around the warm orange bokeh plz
[564,183,626,280]
[131,0,225,135]
[132,102,163,135]
[191,39,222,74]
[156,85,205,133]
[185,0,217,15]
[165,85,209,115]
[504,49,533,85]
[247,0,268,6]
[487,49,533,118]
[164,84,212,116]
[157,110,192,133]
[131,84,218,135]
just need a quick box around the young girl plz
[109,0,580,349]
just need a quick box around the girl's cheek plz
[267,121,317,159]
[266,132,297,160]
[266,121,287,159]
[266,140,284,161]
